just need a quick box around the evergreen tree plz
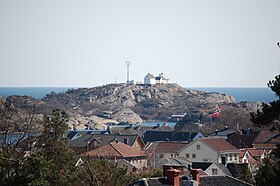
[37,109,77,185]
[251,74,280,130]
[250,74,280,186]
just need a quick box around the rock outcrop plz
[2,84,256,131]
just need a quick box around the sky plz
[0,0,280,88]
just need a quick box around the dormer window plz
[124,138,129,144]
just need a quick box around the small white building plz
[144,72,170,85]
[144,73,156,85]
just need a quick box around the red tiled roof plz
[81,142,144,158]
[248,157,258,165]
[239,149,246,158]
[155,142,188,153]
[247,149,264,157]
[201,138,239,153]
[239,148,264,158]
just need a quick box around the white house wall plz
[179,141,218,163]
[205,163,228,176]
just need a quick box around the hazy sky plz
[0,0,280,87]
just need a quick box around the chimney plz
[166,168,181,186]
[190,169,200,185]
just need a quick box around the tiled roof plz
[109,125,174,136]
[208,129,236,137]
[247,149,264,157]
[239,150,247,158]
[227,131,259,148]
[201,138,239,153]
[142,131,202,144]
[200,175,252,186]
[68,133,143,148]
[254,130,280,144]
[247,157,258,165]
[82,142,145,158]
[153,142,188,153]
[192,162,212,171]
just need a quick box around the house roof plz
[68,133,143,148]
[109,125,174,136]
[240,148,264,158]
[208,128,236,137]
[158,73,169,80]
[200,138,239,153]
[200,175,252,186]
[147,142,188,153]
[192,162,232,177]
[247,157,258,165]
[253,130,280,144]
[145,73,155,79]
[192,162,212,171]
[168,156,192,168]
[227,131,259,148]
[82,142,145,158]
[134,177,171,186]
[239,150,247,158]
[142,131,202,144]
[247,149,264,157]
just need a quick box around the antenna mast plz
[126,61,131,84]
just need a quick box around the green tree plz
[251,74,280,130]
[75,158,133,186]
[37,109,77,185]
[250,74,280,186]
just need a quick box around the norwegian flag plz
[211,105,221,118]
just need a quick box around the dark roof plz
[208,128,236,137]
[227,131,259,148]
[200,175,252,186]
[192,162,212,171]
[155,77,162,80]
[68,133,142,148]
[253,130,280,144]
[142,131,201,144]
[130,177,171,186]
[109,125,174,136]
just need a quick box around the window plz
[197,145,201,150]
[212,168,218,175]
[124,138,129,144]
[192,154,196,159]
[171,154,173,157]
[186,154,189,158]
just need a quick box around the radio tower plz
[126,61,131,84]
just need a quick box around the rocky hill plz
[0,84,260,131]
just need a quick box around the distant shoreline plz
[0,86,277,103]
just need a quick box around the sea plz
[0,87,277,103]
